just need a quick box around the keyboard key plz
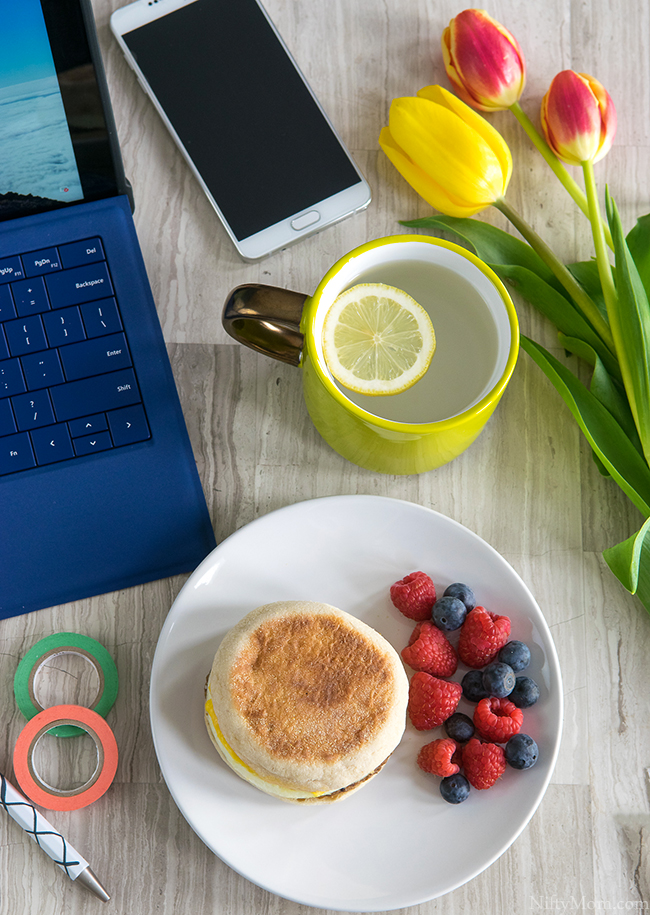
[73,430,113,457]
[43,306,86,347]
[30,423,74,465]
[12,389,55,431]
[45,262,113,309]
[0,398,16,437]
[5,315,48,357]
[11,276,50,316]
[0,256,25,285]
[60,333,132,382]
[107,403,151,446]
[0,359,26,397]
[22,247,62,277]
[0,431,35,475]
[68,413,108,438]
[0,327,9,362]
[0,285,16,321]
[50,368,141,422]
[21,349,65,390]
[59,237,105,269]
[80,297,122,337]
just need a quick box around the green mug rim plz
[302,233,519,432]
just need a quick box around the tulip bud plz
[540,70,617,165]
[379,85,512,217]
[442,9,526,111]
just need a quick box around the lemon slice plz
[322,283,436,396]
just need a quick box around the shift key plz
[51,368,141,421]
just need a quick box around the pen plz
[0,773,110,902]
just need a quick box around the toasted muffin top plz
[207,601,408,793]
[229,611,392,760]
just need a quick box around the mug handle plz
[222,284,308,367]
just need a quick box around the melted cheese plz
[204,693,325,799]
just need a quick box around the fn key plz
[107,404,150,446]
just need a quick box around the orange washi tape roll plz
[13,704,118,811]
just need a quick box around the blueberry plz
[444,712,475,743]
[509,676,540,708]
[482,661,516,698]
[439,773,471,804]
[498,640,531,672]
[505,733,539,769]
[461,669,489,702]
[443,582,476,611]
[432,595,467,631]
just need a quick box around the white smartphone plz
[110,0,371,261]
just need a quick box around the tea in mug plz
[331,259,500,424]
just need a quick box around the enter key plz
[59,332,131,381]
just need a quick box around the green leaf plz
[566,260,608,324]
[603,516,650,593]
[520,334,650,517]
[603,519,650,616]
[494,265,620,380]
[632,535,650,614]
[625,213,650,301]
[606,192,650,463]
[400,215,556,283]
[558,334,641,453]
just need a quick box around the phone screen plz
[122,0,364,242]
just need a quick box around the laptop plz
[0,0,217,619]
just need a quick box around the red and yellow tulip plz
[441,9,525,112]
[541,70,617,166]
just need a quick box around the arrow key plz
[107,403,150,447]
[68,413,108,438]
[73,430,113,457]
[31,423,74,466]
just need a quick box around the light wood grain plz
[2,0,650,912]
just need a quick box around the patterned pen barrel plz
[0,773,110,901]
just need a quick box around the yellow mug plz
[223,234,519,474]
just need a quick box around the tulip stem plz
[582,160,619,329]
[494,196,616,354]
[509,102,614,250]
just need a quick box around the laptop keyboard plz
[0,236,151,476]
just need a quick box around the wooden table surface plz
[2,0,650,912]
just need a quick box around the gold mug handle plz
[222,284,308,367]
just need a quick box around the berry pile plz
[391,571,540,804]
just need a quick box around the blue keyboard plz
[0,236,151,476]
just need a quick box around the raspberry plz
[473,697,523,742]
[458,606,511,668]
[408,672,462,730]
[401,621,458,677]
[417,738,460,777]
[390,571,436,621]
[462,738,506,789]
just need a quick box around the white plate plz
[149,495,563,911]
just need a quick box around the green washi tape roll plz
[14,633,118,738]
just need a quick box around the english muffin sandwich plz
[204,600,408,803]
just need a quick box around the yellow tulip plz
[379,85,512,217]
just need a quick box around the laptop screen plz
[0,0,124,223]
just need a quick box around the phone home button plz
[291,211,320,231]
